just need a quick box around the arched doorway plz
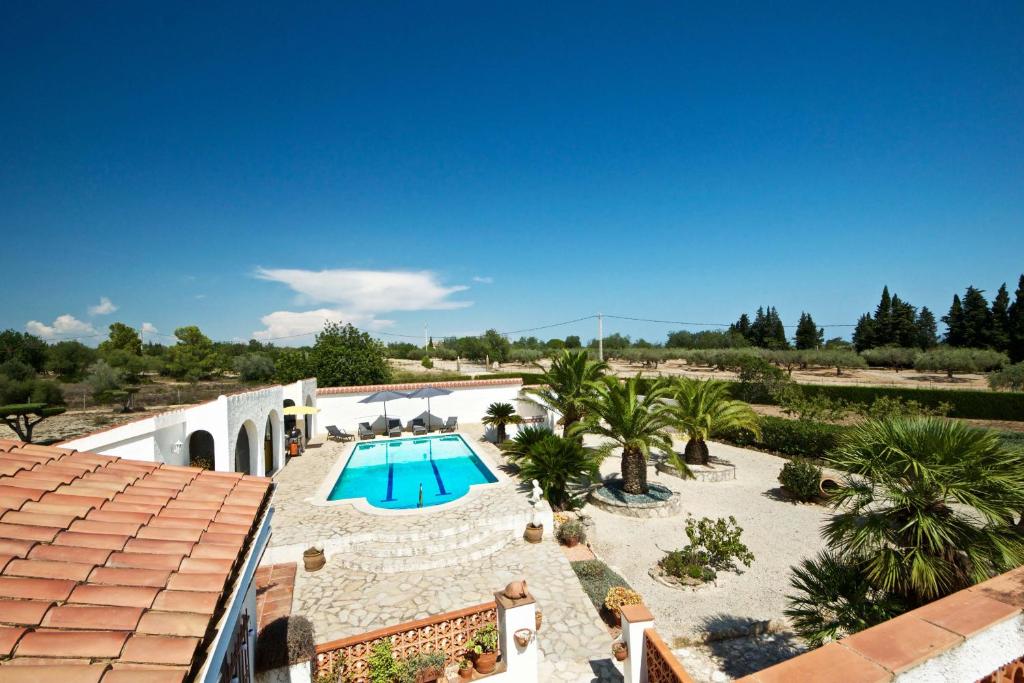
[263,414,276,476]
[283,399,296,435]
[303,396,314,442]
[234,423,253,474]
[188,430,215,470]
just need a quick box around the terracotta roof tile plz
[135,527,203,543]
[187,543,238,560]
[87,567,172,588]
[41,604,144,631]
[4,559,97,582]
[912,589,1020,638]
[0,599,53,626]
[177,557,233,574]
[15,629,129,659]
[135,611,210,638]
[40,492,108,508]
[0,664,109,683]
[29,545,112,566]
[122,539,195,556]
[106,552,183,571]
[67,584,159,608]
[165,571,228,593]
[119,634,199,666]
[2,511,79,528]
[22,501,96,518]
[84,509,153,525]
[151,590,219,615]
[69,520,143,537]
[0,625,28,655]
[147,516,210,531]
[53,531,130,551]
[102,667,187,683]
[0,576,77,601]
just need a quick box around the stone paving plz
[255,562,297,631]
[267,425,622,682]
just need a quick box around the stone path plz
[267,426,622,682]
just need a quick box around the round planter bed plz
[588,480,683,518]
[648,564,714,592]
[656,457,736,482]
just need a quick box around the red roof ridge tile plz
[316,376,524,394]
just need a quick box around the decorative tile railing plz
[644,628,694,683]
[314,601,498,681]
[977,653,1024,683]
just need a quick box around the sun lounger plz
[440,416,458,432]
[358,422,375,440]
[387,418,402,437]
[411,418,428,435]
[326,425,353,442]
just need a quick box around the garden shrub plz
[570,560,631,612]
[368,640,400,683]
[796,384,1024,421]
[681,516,754,572]
[556,519,586,545]
[254,615,316,673]
[660,549,717,583]
[603,586,643,616]
[717,415,847,459]
[420,355,433,369]
[778,459,823,502]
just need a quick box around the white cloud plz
[254,268,471,313]
[472,276,494,284]
[252,308,395,344]
[88,297,118,316]
[141,322,159,334]
[26,314,97,340]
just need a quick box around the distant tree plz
[86,360,124,398]
[482,329,511,363]
[803,349,868,376]
[545,338,566,350]
[851,314,876,352]
[914,347,1007,379]
[273,348,312,383]
[309,322,390,387]
[991,283,1011,352]
[861,346,918,372]
[915,307,938,349]
[233,353,276,382]
[960,287,994,348]
[165,326,221,382]
[589,333,631,350]
[564,335,582,349]
[943,294,967,347]
[889,295,919,347]
[824,337,853,350]
[0,368,65,442]
[794,312,823,350]
[1010,275,1024,364]
[989,363,1024,392]
[729,313,752,341]
[0,330,48,372]
[46,341,97,381]
[667,329,748,349]
[99,322,143,357]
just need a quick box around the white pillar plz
[620,604,655,683]
[495,583,539,682]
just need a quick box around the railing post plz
[494,581,539,682]
[620,604,655,683]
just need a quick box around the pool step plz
[330,529,517,574]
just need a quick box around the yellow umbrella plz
[282,405,320,415]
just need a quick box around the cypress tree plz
[915,307,938,349]
[767,307,789,349]
[943,294,967,347]
[1008,275,1024,364]
[750,307,767,347]
[890,295,919,347]
[991,283,1011,352]
[853,314,876,352]
[960,286,993,348]
[874,286,894,345]
[794,312,823,350]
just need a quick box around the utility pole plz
[597,313,603,362]
[424,323,428,350]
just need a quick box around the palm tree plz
[525,349,607,439]
[667,377,760,465]
[514,433,602,510]
[481,401,523,443]
[580,375,678,495]
[823,417,1024,606]
[502,425,554,463]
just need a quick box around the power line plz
[604,314,857,329]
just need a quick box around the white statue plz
[529,479,543,505]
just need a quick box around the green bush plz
[681,516,755,572]
[420,355,433,369]
[556,519,586,545]
[659,549,717,583]
[570,560,631,613]
[797,384,1024,421]
[990,363,1024,392]
[778,459,823,502]
[717,415,847,459]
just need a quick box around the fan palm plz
[667,377,761,465]
[525,349,607,438]
[825,417,1024,606]
[579,375,678,494]
[514,433,602,510]
[502,425,555,464]
[481,401,523,443]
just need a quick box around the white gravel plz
[585,437,831,643]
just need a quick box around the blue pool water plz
[328,434,498,509]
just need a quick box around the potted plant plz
[556,519,585,547]
[603,586,643,626]
[468,623,499,674]
[612,640,628,662]
[523,523,543,543]
[402,650,446,683]
[457,658,473,680]
[303,546,325,572]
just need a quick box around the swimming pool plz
[327,434,498,510]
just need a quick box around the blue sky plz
[2,2,1022,346]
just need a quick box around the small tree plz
[233,353,276,382]
[309,322,391,387]
[794,312,823,350]
[989,362,1024,392]
[46,340,97,381]
[481,402,522,443]
[0,368,65,442]
[803,349,868,376]
[99,322,143,356]
[1,403,66,442]
[166,326,221,382]
[860,346,918,372]
[914,347,1007,379]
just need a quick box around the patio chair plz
[326,425,353,442]
[411,418,428,436]
[358,422,375,440]
[387,418,403,437]
[440,416,458,432]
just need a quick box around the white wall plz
[316,380,525,435]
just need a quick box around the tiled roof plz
[316,377,523,395]
[0,438,272,682]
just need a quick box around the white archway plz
[234,420,257,475]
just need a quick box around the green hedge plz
[716,416,848,460]
[795,384,1024,421]
[570,560,632,614]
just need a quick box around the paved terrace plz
[267,424,621,683]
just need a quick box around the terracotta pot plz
[415,667,442,683]
[513,628,533,648]
[458,665,473,680]
[612,642,628,661]
[303,547,325,572]
[819,476,840,496]
[564,536,580,548]
[473,651,497,674]
[535,610,543,631]
[523,524,543,544]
